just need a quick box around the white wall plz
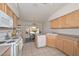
[43,3,79,35]
[7,3,19,17]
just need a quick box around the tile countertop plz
[46,33,58,36]
[46,32,79,41]
[0,45,11,56]
[52,32,79,41]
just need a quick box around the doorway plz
[25,26,39,43]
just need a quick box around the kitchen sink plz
[0,39,15,44]
[6,40,15,43]
[0,41,6,44]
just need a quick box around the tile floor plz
[22,42,66,56]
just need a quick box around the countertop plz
[0,37,21,46]
[46,32,79,41]
[0,45,10,56]
[58,34,79,41]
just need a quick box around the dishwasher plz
[36,35,46,48]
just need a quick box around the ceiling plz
[18,3,68,23]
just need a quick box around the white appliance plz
[0,37,23,56]
[36,35,46,48]
[11,37,23,56]
[0,10,13,28]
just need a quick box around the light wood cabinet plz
[0,3,18,28]
[46,34,79,56]
[74,41,79,56]
[2,48,11,56]
[50,10,79,28]
[0,3,5,12]
[46,35,56,47]
[58,16,67,28]
[50,16,66,28]
[5,4,13,17]
[56,36,64,51]
[66,10,79,28]
[51,19,59,28]
[55,36,79,56]
[63,38,74,56]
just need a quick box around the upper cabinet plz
[50,16,66,28]
[50,10,79,29]
[0,3,18,28]
[58,16,67,28]
[0,3,5,12]
[5,4,13,17]
[50,19,59,28]
[66,10,79,28]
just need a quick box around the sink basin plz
[6,40,15,43]
[0,39,15,44]
[0,41,6,44]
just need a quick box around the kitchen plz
[0,3,79,56]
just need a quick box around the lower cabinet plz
[76,43,79,56]
[56,36,64,51]
[46,35,56,47]
[46,35,79,56]
[63,38,74,56]
[2,48,11,56]
[74,41,79,56]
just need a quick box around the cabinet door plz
[56,37,64,51]
[2,48,11,56]
[0,3,5,12]
[51,19,59,28]
[46,35,56,47]
[76,41,79,56]
[5,4,13,17]
[63,39,74,56]
[58,16,67,28]
[66,10,79,28]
